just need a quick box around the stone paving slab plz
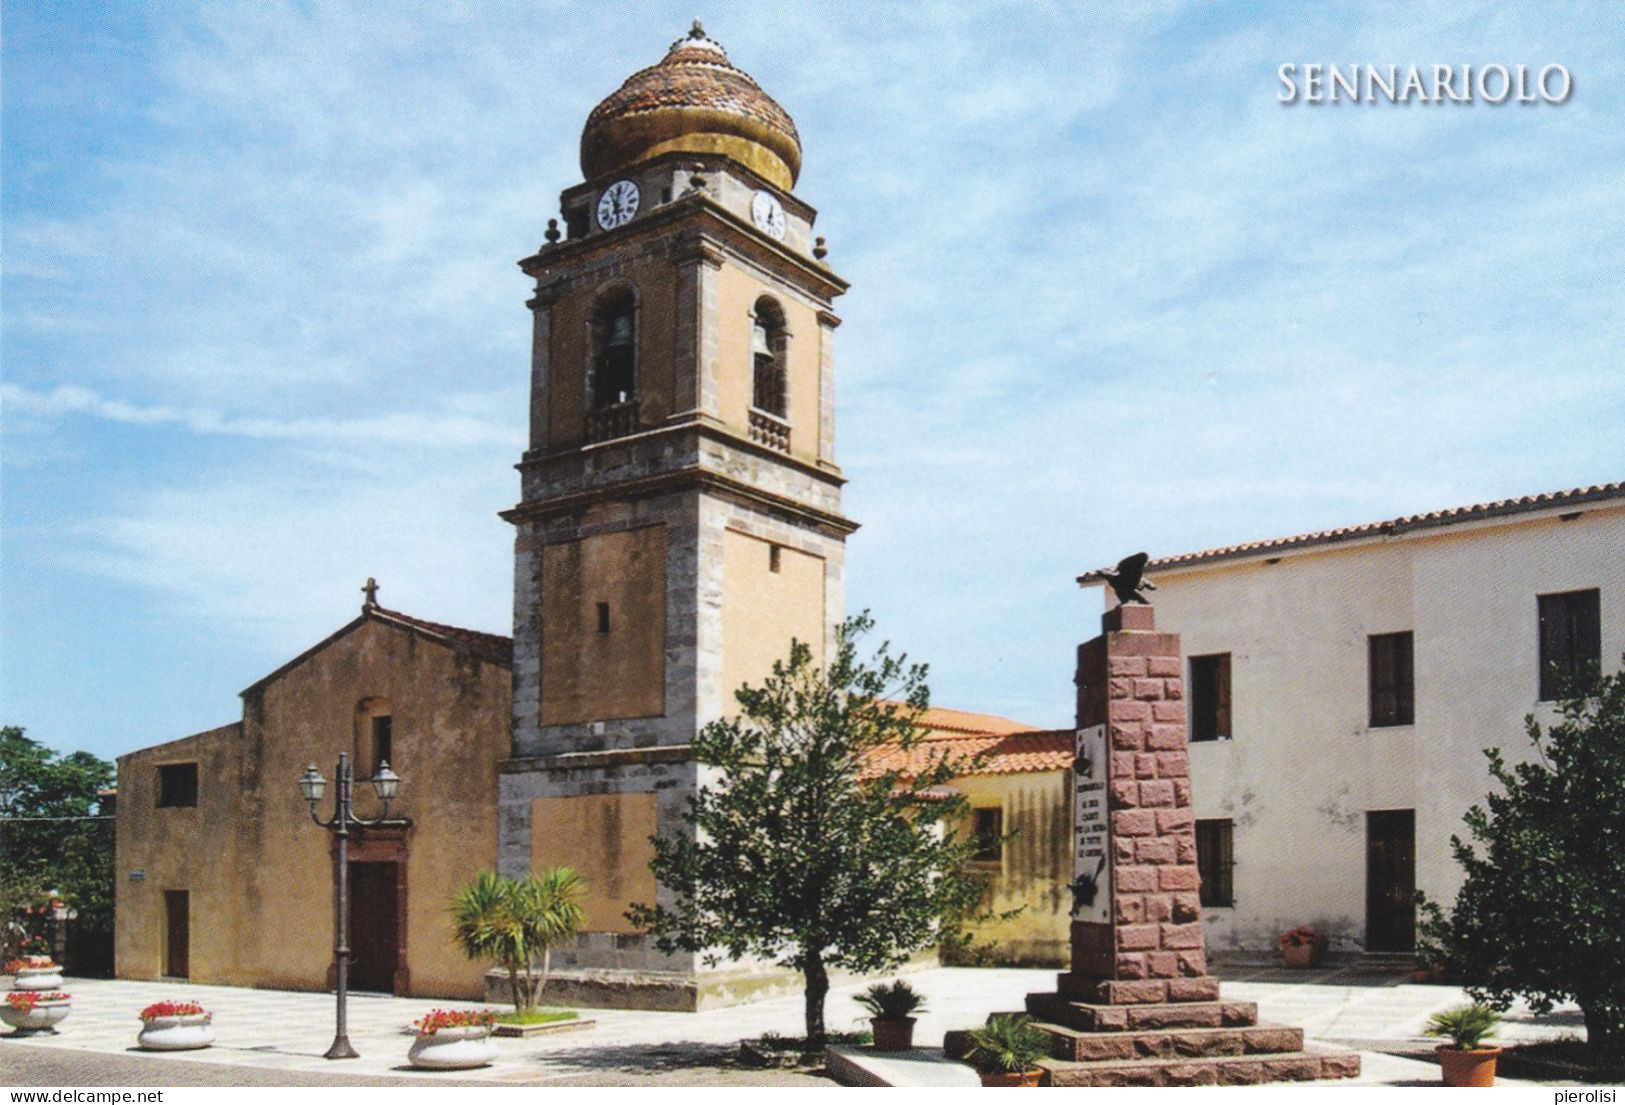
[1,966,1586,1087]
[825,1045,980,1087]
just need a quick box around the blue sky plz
[4,2,1622,764]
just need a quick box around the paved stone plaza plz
[0,964,1586,1086]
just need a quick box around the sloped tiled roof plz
[369,606,513,666]
[866,727,1073,779]
[1081,481,1624,581]
[241,604,512,695]
[913,705,1034,737]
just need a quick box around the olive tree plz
[628,613,987,1047]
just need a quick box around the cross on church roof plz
[362,577,379,609]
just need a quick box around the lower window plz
[1195,819,1234,907]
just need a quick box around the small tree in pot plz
[855,979,927,1051]
[963,1014,1049,1087]
[1425,1003,1502,1087]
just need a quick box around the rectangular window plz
[1189,653,1232,742]
[371,716,393,774]
[157,763,198,808]
[596,602,611,634]
[971,807,1003,862]
[1538,589,1601,701]
[1195,819,1234,907]
[1368,632,1415,727]
[769,544,782,574]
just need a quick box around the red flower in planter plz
[4,956,57,973]
[6,992,70,1012]
[139,1000,210,1023]
[1279,925,1324,949]
[412,1008,497,1036]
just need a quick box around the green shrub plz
[1424,1003,1501,1050]
[854,979,927,1020]
[964,1014,1048,1074]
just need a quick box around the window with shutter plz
[1538,589,1601,700]
[1190,653,1232,742]
[1369,632,1414,727]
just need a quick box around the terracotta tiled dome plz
[581,22,801,190]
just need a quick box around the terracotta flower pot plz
[1437,1046,1501,1087]
[979,1069,1044,1087]
[1282,942,1322,968]
[870,1016,915,1051]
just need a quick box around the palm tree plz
[449,868,585,1013]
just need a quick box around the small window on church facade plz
[157,763,198,808]
[769,544,782,573]
[370,715,393,775]
[597,602,611,634]
[751,298,787,419]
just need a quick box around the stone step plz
[1039,1042,1362,1087]
[1026,991,1259,1032]
[1033,1020,1305,1063]
[1056,972,1220,1004]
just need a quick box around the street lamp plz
[300,751,401,1059]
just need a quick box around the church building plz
[117,23,872,1010]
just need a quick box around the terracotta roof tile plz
[1080,481,1624,580]
[865,728,1073,779]
[370,607,513,666]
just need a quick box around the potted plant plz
[407,1008,499,1069]
[4,955,64,991]
[1,991,72,1034]
[1279,925,1325,968]
[137,1000,215,1051]
[855,978,927,1051]
[1425,1003,1502,1087]
[963,1013,1048,1087]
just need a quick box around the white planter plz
[1,997,72,1034]
[138,1013,215,1051]
[408,1024,498,1069]
[12,966,64,991]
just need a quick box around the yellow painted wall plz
[540,525,668,726]
[721,528,825,704]
[115,725,244,983]
[950,771,1071,966]
[115,616,511,999]
[531,793,658,934]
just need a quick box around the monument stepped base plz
[946,975,1359,1087]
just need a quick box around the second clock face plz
[751,190,787,240]
[597,180,640,230]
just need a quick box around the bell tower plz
[498,23,854,1009]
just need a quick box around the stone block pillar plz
[1066,602,1217,1005]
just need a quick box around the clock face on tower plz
[596,180,640,230]
[751,190,787,240]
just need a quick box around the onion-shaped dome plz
[581,21,802,191]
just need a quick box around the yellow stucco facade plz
[116,607,511,999]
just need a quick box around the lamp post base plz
[324,1036,360,1060]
